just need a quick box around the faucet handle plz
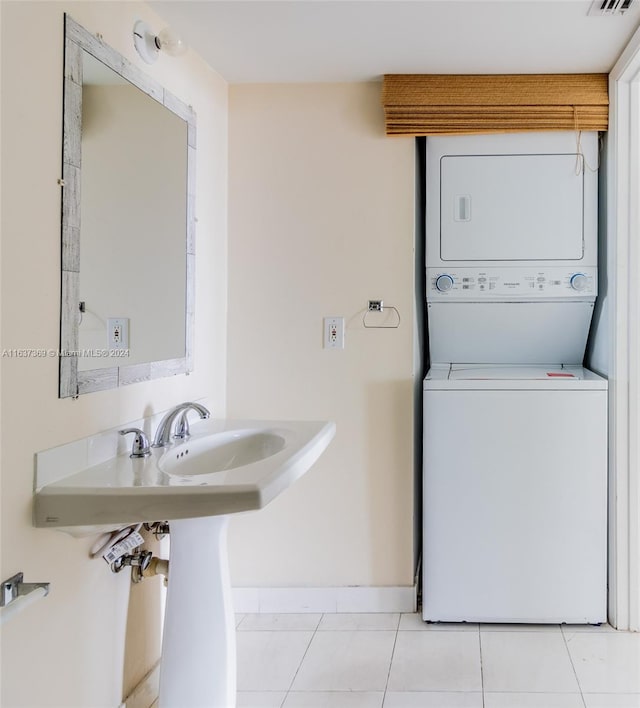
[119,428,151,458]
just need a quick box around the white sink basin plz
[34,419,335,530]
[161,429,287,479]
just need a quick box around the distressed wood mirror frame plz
[60,15,196,397]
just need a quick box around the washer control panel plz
[427,267,597,300]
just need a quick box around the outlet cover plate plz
[324,316,344,349]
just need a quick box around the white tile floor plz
[234,613,640,708]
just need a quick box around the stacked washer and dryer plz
[422,132,608,624]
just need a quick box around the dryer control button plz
[570,273,588,291]
[435,274,454,292]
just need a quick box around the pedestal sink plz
[34,418,336,708]
[161,516,236,707]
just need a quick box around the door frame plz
[607,24,640,632]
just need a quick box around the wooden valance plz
[382,74,609,136]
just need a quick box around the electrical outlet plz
[108,318,129,350]
[324,316,344,349]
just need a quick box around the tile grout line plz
[278,612,324,707]
[478,625,486,708]
[381,613,402,708]
[560,624,588,708]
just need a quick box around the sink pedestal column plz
[159,516,235,708]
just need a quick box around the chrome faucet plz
[152,402,210,448]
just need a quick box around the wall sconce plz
[133,20,187,64]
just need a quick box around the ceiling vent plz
[588,0,635,15]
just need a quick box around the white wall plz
[0,2,228,705]
[227,83,416,589]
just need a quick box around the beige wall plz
[227,83,415,588]
[0,2,228,706]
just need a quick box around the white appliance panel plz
[441,154,584,262]
[427,301,594,365]
[450,365,583,380]
[422,387,607,623]
[425,364,607,390]
[426,132,599,270]
[427,266,597,301]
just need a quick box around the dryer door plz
[440,153,584,262]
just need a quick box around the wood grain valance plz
[382,74,609,136]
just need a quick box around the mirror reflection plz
[78,53,187,371]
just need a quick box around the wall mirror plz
[60,15,195,397]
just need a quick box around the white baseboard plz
[122,662,159,708]
[233,586,416,613]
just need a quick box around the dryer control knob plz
[570,273,588,292]
[435,274,454,292]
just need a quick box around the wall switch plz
[108,318,129,349]
[324,317,344,349]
